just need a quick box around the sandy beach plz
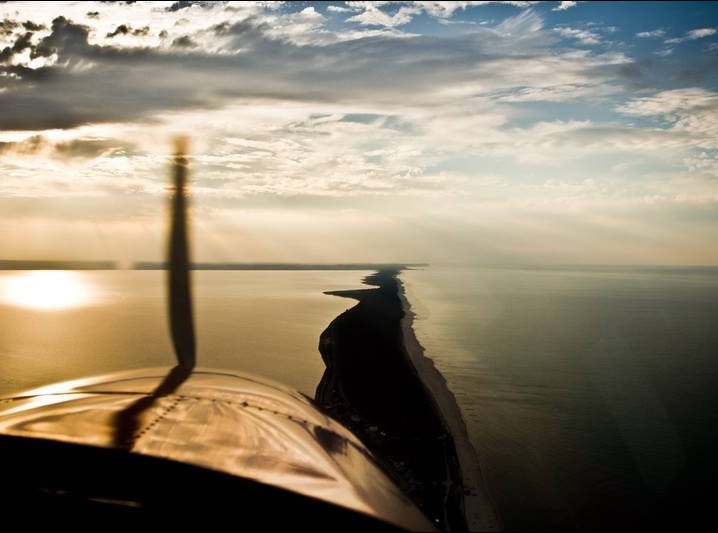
[398,276,500,531]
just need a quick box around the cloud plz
[30,15,92,59]
[346,4,421,28]
[411,1,533,18]
[106,24,150,38]
[665,27,717,44]
[636,29,665,39]
[0,134,132,159]
[616,88,718,117]
[1,17,19,36]
[616,88,718,152]
[0,5,649,212]
[327,5,352,13]
[552,1,577,11]
[22,21,46,31]
[610,49,718,90]
[0,134,47,155]
[683,151,718,175]
[172,34,196,47]
[340,2,535,27]
[554,26,600,45]
[0,8,715,266]
[491,8,544,37]
[0,8,624,132]
[494,82,620,102]
[166,1,220,12]
[686,28,717,39]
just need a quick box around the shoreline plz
[397,276,500,531]
[315,269,467,530]
[314,268,499,531]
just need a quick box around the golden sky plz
[1,2,717,265]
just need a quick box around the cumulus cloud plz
[552,1,577,11]
[1,18,19,36]
[346,4,421,27]
[172,34,196,47]
[327,5,352,13]
[106,24,149,38]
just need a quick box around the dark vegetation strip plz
[315,268,467,532]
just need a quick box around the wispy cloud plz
[0,1,717,264]
[494,83,621,103]
[636,29,665,39]
[686,27,717,39]
[554,26,601,45]
[336,1,535,27]
[617,88,718,116]
[665,27,717,44]
[616,88,718,157]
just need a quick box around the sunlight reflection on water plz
[0,271,98,311]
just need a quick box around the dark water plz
[402,266,718,530]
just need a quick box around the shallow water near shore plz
[401,265,718,530]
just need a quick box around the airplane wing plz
[0,368,434,530]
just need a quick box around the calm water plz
[3,266,718,529]
[0,270,367,397]
[402,266,718,530]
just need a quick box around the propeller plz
[113,140,196,448]
[167,136,196,369]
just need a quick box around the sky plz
[0,1,717,266]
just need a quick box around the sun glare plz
[0,271,95,311]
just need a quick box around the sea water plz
[0,270,368,397]
[3,265,717,529]
[402,265,718,530]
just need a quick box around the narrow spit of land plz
[315,269,468,531]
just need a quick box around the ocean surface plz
[402,265,718,530]
[0,270,367,397]
[2,266,717,529]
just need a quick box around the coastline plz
[397,276,500,531]
[315,268,499,531]
[315,269,467,530]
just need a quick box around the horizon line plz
[1,260,718,271]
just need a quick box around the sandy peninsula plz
[315,268,499,531]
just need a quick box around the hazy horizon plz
[1,2,717,265]
[2,260,718,270]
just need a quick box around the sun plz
[0,271,94,311]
